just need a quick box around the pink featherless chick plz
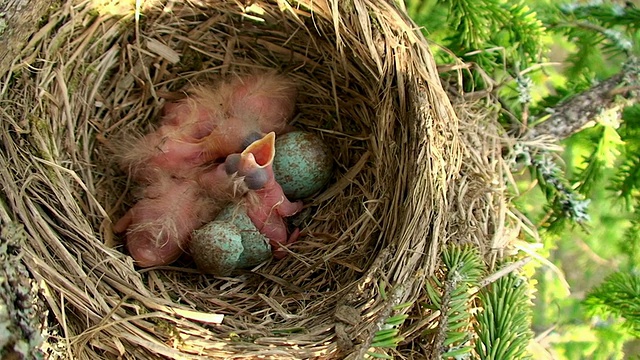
[225,72,298,134]
[189,72,299,163]
[116,72,297,181]
[226,132,304,259]
[113,167,236,268]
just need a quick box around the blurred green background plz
[405,0,640,358]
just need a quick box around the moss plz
[87,8,100,18]
[37,2,62,29]
[28,115,59,181]
[129,300,149,315]
[0,13,7,36]
[152,318,184,345]
[0,222,45,359]
[153,318,173,333]
[174,48,205,74]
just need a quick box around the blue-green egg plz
[190,221,243,276]
[216,205,271,268]
[273,131,333,199]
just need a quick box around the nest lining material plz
[0,0,511,358]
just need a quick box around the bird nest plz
[0,0,513,358]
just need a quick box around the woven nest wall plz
[0,0,510,358]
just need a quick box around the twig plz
[529,57,639,140]
[478,257,532,288]
[350,281,409,360]
[430,277,454,359]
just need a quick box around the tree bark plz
[0,0,55,74]
[530,57,640,140]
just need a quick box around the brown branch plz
[530,57,640,140]
[430,276,454,360]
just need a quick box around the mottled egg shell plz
[190,221,243,276]
[216,205,271,268]
[273,131,333,199]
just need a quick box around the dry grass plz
[0,0,516,358]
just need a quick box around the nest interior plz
[0,0,509,358]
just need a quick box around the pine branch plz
[619,218,640,269]
[583,271,640,337]
[574,124,622,196]
[560,2,640,30]
[474,271,533,360]
[528,147,591,226]
[611,104,640,207]
[350,280,410,360]
[529,57,640,140]
[424,246,484,359]
[444,0,497,52]
[610,149,640,207]
[619,104,640,145]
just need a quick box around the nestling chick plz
[112,71,298,266]
[230,132,304,259]
[116,122,215,182]
[113,171,230,268]
[226,72,298,133]
[115,72,297,181]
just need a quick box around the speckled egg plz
[190,221,243,276]
[273,131,333,199]
[216,205,272,268]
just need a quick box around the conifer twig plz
[431,276,454,360]
[350,282,408,360]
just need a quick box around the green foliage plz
[619,219,640,270]
[474,272,533,360]
[367,303,411,359]
[530,75,594,117]
[611,104,640,208]
[608,147,640,207]
[409,0,545,85]
[583,271,640,337]
[512,145,591,230]
[406,0,640,358]
[618,104,640,149]
[522,1,640,230]
[573,124,623,197]
[442,0,495,52]
[424,245,485,358]
[562,2,640,29]
[550,322,631,360]
[549,2,638,76]
[496,2,546,68]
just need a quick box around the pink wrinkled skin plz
[228,73,297,133]
[115,73,297,181]
[114,175,211,267]
[113,73,298,267]
[113,165,240,268]
[234,132,303,259]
